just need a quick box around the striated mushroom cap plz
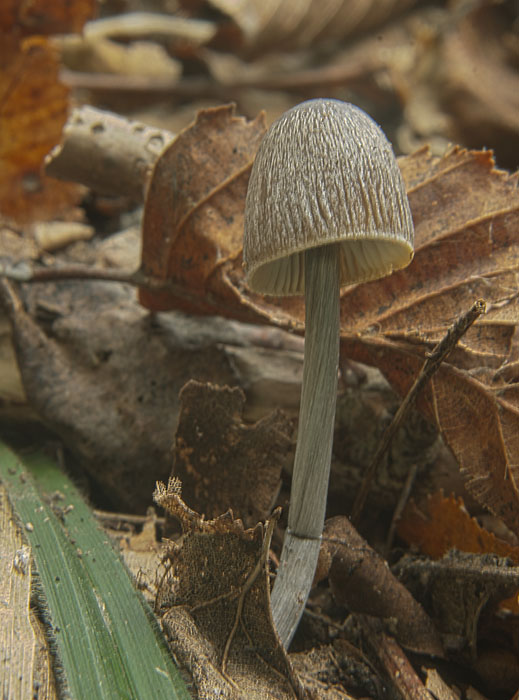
[243,99,414,296]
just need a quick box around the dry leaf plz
[139,104,266,314]
[0,0,94,225]
[0,35,83,226]
[154,479,302,699]
[201,0,415,55]
[0,0,95,36]
[0,279,237,512]
[155,481,372,698]
[441,4,519,172]
[235,148,519,536]
[317,516,443,657]
[396,550,519,688]
[172,380,291,527]
[397,491,519,564]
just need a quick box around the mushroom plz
[243,98,414,647]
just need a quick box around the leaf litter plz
[1,2,519,697]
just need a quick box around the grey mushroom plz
[243,98,414,647]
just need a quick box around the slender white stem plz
[271,243,340,647]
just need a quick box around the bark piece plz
[46,106,175,199]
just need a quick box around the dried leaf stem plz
[351,298,487,523]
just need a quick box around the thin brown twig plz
[361,616,434,700]
[93,509,166,528]
[351,299,487,524]
[0,261,207,310]
[384,462,419,555]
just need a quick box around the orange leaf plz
[397,491,519,563]
[0,0,96,36]
[0,35,83,225]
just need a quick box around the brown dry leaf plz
[234,149,519,536]
[0,34,84,226]
[337,147,519,537]
[140,105,519,537]
[172,380,291,527]
[441,4,519,172]
[199,0,415,55]
[0,0,94,226]
[395,551,519,683]
[397,491,519,564]
[317,516,443,657]
[0,278,238,512]
[154,479,302,700]
[0,0,95,36]
[139,104,266,314]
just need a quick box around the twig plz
[361,616,434,700]
[93,509,165,528]
[0,260,207,309]
[351,299,487,523]
[384,462,419,555]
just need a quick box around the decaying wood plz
[45,106,175,199]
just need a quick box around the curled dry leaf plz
[339,147,519,537]
[154,479,302,700]
[200,0,415,55]
[140,105,519,537]
[397,491,519,564]
[317,516,443,657]
[0,279,237,512]
[171,380,291,527]
[139,104,266,315]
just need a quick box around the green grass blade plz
[0,442,190,700]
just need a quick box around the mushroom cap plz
[243,99,414,295]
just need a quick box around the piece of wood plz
[45,106,175,199]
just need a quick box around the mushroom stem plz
[271,242,340,647]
